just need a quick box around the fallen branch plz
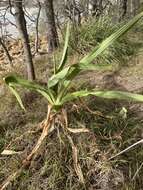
[109,139,143,160]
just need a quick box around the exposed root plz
[67,134,85,184]
[62,109,68,128]
[67,127,89,133]
[22,122,50,167]
[61,108,85,183]
[23,105,53,166]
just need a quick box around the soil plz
[80,53,143,92]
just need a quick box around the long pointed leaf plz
[61,90,143,104]
[4,76,54,105]
[58,22,70,72]
[48,66,72,88]
[5,76,46,91]
[9,86,26,111]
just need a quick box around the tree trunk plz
[119,0,128,20]
[35,0,41,54]
[90,0,103,17]
[90,0,98,16]
[132,0,140,15]
[0,37,13,65]
[122,0,128,18]
[13,0,35,80]
[44,0,59,53]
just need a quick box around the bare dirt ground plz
[81,53,143,92]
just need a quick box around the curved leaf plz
[5,76,46,91]
[4,75,54,105]
[48,66,71,88]
[61,90,143,104]
[9,86,26,111]
[58,22,70,72]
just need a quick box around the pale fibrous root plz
[61,108,90,184]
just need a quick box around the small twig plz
[79,99,113,119]
[109,139,143,160]
[8,0,15,16]
[23,6,35,22]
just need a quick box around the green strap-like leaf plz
[9,86,26,111]
[48,66,71,88]
[61,90,143,104]
[58,22,70,72]
[5,76,46,91]
[79,11,143,66]
[4,76,54,105]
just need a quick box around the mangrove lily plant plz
[2,12,143,188]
